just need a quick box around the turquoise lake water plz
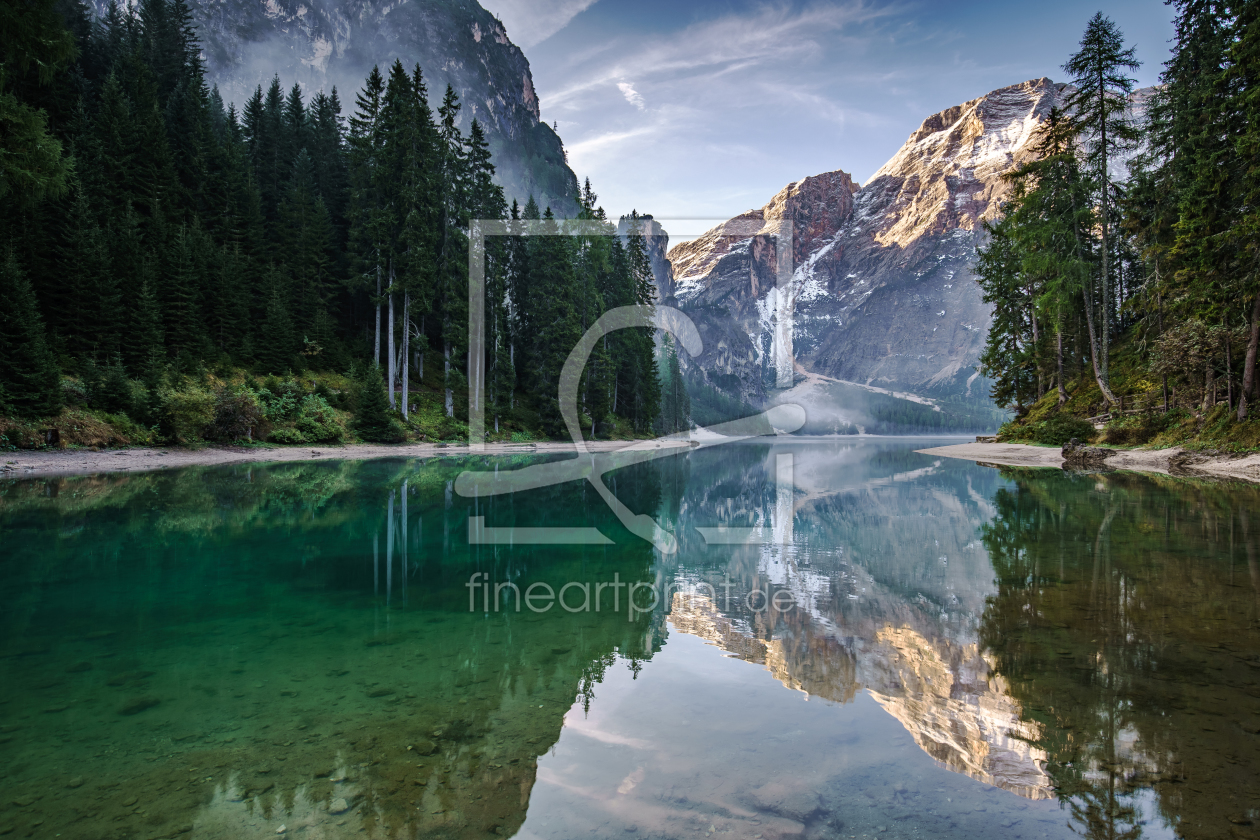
[0,439,1257,840]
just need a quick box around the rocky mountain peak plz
[663,78,1073,416]
[668,168,859,303]
[864,77,1066,249]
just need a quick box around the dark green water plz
[0,441,1256,840]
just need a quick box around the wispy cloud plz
[540,2,897,112]
[616,81,646,110]
[527,0,1177,219]
[478,0,599,49]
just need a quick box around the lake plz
[0,439,1256,840]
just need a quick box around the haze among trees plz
[0,0,676,447]
[977,3,1260,448]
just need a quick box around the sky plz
[478,0,1175,235]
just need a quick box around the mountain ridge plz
[664,78,1071,416]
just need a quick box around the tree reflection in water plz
[980,468,1260,839]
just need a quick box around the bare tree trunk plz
[401,292,410,420]
[387,269,396,410]
[1057,327,1067,405]
[444,343,453,418]
[1239,291,1260,421]
[374,263,382,368]
[1030,302,1043,400]
[1202,358,1213,413]
[1226,328,1234,411]
[1098,79,1112,397]
[1081,282,1119,407]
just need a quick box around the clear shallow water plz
[0,440,1256,840]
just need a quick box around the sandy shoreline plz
[918,441,1260,483]
[7,438,1260,484]
[0,439,688,479]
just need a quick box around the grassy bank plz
[0,360,646,452]
[996,335,1260,452]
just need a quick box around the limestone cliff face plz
[667,169,860,405]
[90,0,579,215]
[667,78,1068,403]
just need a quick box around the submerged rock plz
[1062,440,1114,469]
[329,797,350,814]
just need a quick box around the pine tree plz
[1232,0,1260,418]
[0,252,62,418]
[657,337,690,434]
[279,149,336,343]
[347,65,387,369]
[436,83,469,419]
[1062,13,1141,407]
[257,269,296,374]
[309,88,348,232]
[529,207,581,435]
[124,273,165,375]
[162,220,207,359]
[0,0,75,209]
[621,211,661,431]
[353,364,402,442]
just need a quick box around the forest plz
[977,2,1260,448]
[0,0,690,448]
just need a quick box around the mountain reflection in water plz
[0,441,1255,840]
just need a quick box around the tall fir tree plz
[0,252,62,418]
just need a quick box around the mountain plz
[661,443,1056,799]
[665,78,1069,424]
[95,0,580,216]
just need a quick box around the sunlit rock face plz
[87,0,580,215]
[867,627,1052,800]
[661,443,1055,798]
[667,170,860,405]
[667,590,1053,799]
[666,78,1067,403]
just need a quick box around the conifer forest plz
[977,4,1260,448]
[0,0,679,448]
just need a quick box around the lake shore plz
[918,441,1260,483]
[0,439,690,479]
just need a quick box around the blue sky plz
[478,0,1173,231]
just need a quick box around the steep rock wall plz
[92,0,580,216]
[667,78,1069,404]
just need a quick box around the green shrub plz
[93,364,135,415]
[268,427,307,444]
[158,384,215,443]
[294,394,345,443]
[437,415,468,442]
[353,367,405,443]
[257,379,304,422]
[1000,414,1095,446]
[1102,412,1174,446]
[61,377,89,408]
[208,387,266,442]
[99,412,156,445]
